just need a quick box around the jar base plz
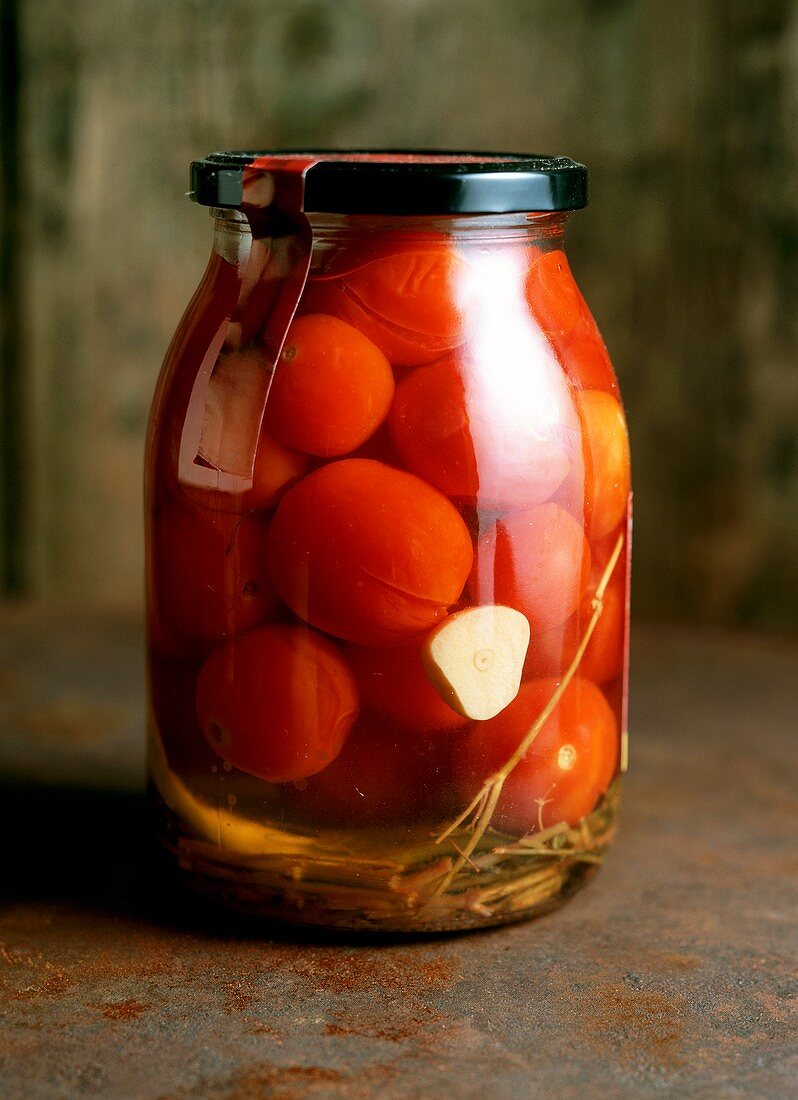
[151,779,620,934]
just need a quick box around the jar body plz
[146,209,630,932]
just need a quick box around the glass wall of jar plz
[145,154,631,932]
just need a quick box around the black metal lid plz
[190,151,588,215]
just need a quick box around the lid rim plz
[189,150,588,214]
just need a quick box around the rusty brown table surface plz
[0,605,796,1099]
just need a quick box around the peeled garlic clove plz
[421,605,530,721]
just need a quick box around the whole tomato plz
[469,502,591,634]
[300,237,476,366]
[577,390,631,540]
[268,459,473,647]
[526,249,618,393]
[195,624,359,783]
[525,250,584,340]
[561,317,618,393]
[456,677,618,834]
[265,313,394,457]
[388,354,571,510]
[523,534,627,685]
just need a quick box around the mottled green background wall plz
[2,0,797,629]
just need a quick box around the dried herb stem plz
[156,779,618,930]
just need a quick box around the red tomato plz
[602,676,625,726]
[388,354,571,509]
[344,246,470,341]
[561,317,618,393]
[523,536,627,684]
[345,638,469,733]
[268,459,474,647]
[525,250,584,339]
[526,250,618,394]
[195,625,358,783]
[300,240,474,366]
[284,716,453,826]
[469,503,591,634]
[298,280,458,367]
[577,390,631,540]
[581,575,625,684]
[264,314,395,457]
[456,677,618,834]
[181,429,310,514]
[156,501,279,643]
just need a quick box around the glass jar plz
[146,153,631,932]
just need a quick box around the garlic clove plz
[421,605,530,721]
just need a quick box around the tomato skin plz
[267,458,474,647]
[388,354,571,510]
[155,501,279,645]
[264,314,395,457]
[577,390,631,540]
[526,250,584,340]
[602,675,625,725]
[299,240,473,366]
[522,534,626,685]
[343,246,469,340]
[561,318,618,393]
[526,249,618,394]
[345,639,469,733]
[298,280,458,367]
[456,677,618,834]
[284,716,454,826]
[469,503,591,635]
[195,625,358,783]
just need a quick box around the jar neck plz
[210,206,569,251]
[307,210,569,246]
[210,207,252,267]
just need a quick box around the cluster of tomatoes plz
[149,233,630,837]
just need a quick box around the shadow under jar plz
[145,153,631,933]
